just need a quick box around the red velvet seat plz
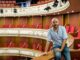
[22,24,28,28]
[36,24,42,29]
[32,40,42,51]
[32,40,37,50]
[70,26,74,33]
[8,42,15,47]
[9,1,13,4]
[28,25,35,28]
[5,1,8,4]
[74,31,80,39]
[2,24,10,28]
[12,1,16,4]
[2,24,15,28]
[4,37,15,47]
[36,43,42,51]
[77,44,80,49]
[10,24,15,28]
[2,1,5,4]
[65,25,74,33]
[65,25,70,33]
[45,24,50,29]
[7,4,11,7]
[19,40,28,48]
[0,1,1,4]
[16,24,23,28]
[6,41,15,47]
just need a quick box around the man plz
[47,18,71,60]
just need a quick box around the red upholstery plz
[65,25,74,33]
[22,24,28,28]
[74,31,80,39]
[70,26,74,33]
[7,41,15,47]
[5,1,8,4]
[2,1,5,4]
[10,24,15,28]
[2,24,15,28]
[36,43,42,51]
[32,40,42,51]
[19,40,28,48]
[45,24,50,29]
[32,40,37,50]
[65,25,70,33]
[9,42,15,47]
[2,24,10,28]
[16,24,23,28]
[4,37,15,47]
[77,44,80,49]
[36,24,42,29]
[12,1,16,4]
[28,25,35,28]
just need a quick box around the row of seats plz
[0,1,16,8]
[65,24,80,39]
[0,24,50,29]
[65,25,74,33]
[5,40,28,48]
[0,4,15,8]
[0,1,16,4]
[0,39,46,52]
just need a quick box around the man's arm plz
[42,41,53,56]
[42,30,52,55]
[56,27,68,51]
[45,41,50,52]
[61,39,67,51]
[61,27,68,51]
[56,39,67,52]
[45,29,53,52]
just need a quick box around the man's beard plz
[54,25,58,28]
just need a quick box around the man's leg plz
[54,49,61,60]
[62,46,71,60]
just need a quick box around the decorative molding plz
[0,48,42,58]
[0,28,48,40]
[0,1,70,17]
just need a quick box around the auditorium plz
[0,0,80,60]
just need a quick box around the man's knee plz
[55,52,61,59]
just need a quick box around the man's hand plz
[55,48,62,52]
[41,52,48,56]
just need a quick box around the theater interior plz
[0,0,80,60]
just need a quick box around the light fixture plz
[0,9,3,14]
[14,8,17,13]
[52,0,58,7]
[44,6,51,11]
[61,0,67,3]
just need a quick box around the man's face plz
[52,19,59,28]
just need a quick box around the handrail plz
[0,48,43,58]
[0,28,48,40]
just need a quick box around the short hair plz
[51,18,59,23]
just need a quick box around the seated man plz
[47,18,71,60]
